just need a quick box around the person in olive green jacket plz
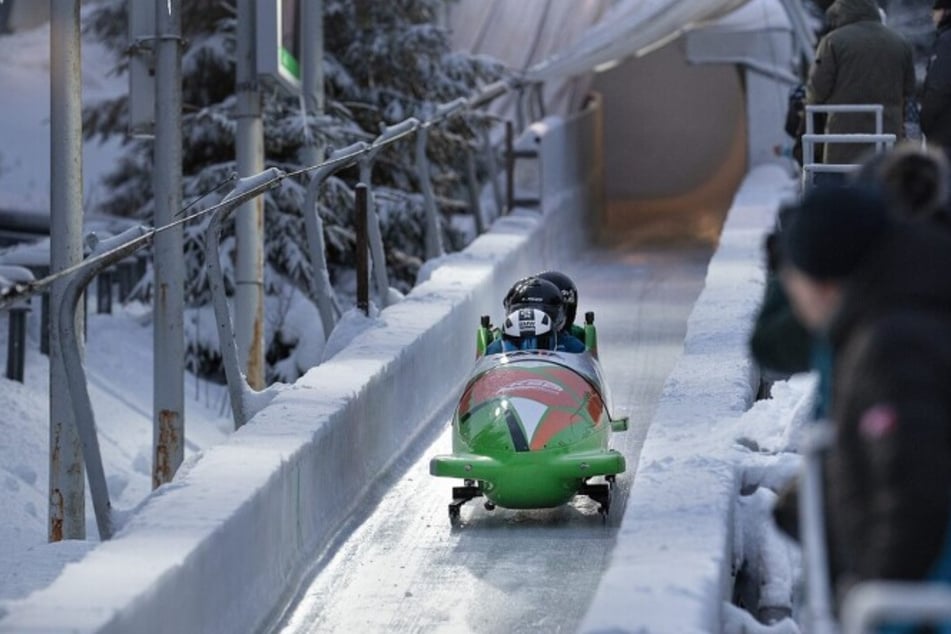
[806,0,916,167]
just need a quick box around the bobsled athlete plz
[485,277,586,354]
[536,270,586,342]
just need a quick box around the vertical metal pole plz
[31,264,50,355]
[355,184,369,316]
[800,423,838,634]
[415,126,443,259]
[49,0,85,542]
[505,120,515,215]
[465,148,485,235]
[6,307,27,382]
[235,0,265,389]
[481,127,503,217]
[205,204,251,430]
[299,0,324,168]
[118,260,136,301]
[96,270,112,314]
[358,160,391,307]
[804,107,815,190]
[152,0,185,489]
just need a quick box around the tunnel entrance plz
[592,38,749,250]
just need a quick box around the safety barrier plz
[0,72,534,541]
[840,581,951,633]
[801,104,895,189]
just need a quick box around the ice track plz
[272,237,716,634]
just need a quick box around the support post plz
[465,148,485,235]
[303,143,365,341]
[49,0,86,542]
[298,0,324,168]
[117,260,134,301]
[96,269,113,314]
[152,0,185,489]
[235,0,266,389]
[415,125,443,259]
[481,126,503,218]
[505,120,515,215]
[355,184,369,316]
[800,423,838,634]
[6,306,28,382]
[358,159,391,307]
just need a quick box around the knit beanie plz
[781,185,892,280]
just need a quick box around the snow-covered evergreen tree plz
[83,0,506,384]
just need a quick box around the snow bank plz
[579,164,797,633]
[0,106,603,633]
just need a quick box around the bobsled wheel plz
[605,475,617,489]
[484,501,496,511]
[448,504,461,525]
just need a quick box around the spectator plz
[807,0,916,169]
[777,185,951,605]
[752,144,951,393]
[853,142,951,227]
[921,0,951,159]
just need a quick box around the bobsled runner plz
[430,329,628,524]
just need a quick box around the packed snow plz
[0,13,122,213]
[0,11,234,608]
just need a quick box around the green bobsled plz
[430,348,628,523]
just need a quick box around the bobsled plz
[430,325,628,523]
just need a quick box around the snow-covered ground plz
[0,14,123,213]
[0,301,233,603]
[0,14,233,606]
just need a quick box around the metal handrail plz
[801,104,891,189]
[0,73,531,541]
[204,169,286,430]
[799,422,838,634]
[840,581,951,634]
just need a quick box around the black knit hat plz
[935,0,951,10]
[781,185,892,280]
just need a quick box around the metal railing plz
[802,104,895,189]
[798,421,951,634]
[798,422,839,634]
[0,73,539,539]
[840,581,951,634]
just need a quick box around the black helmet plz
[537,270,578,327]
[502,276,566,333]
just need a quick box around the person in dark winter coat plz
[853,142,951,228]
[777,185,951,603]
[807,0,916,165]
[921,0,951,158]
[751,144,951,390]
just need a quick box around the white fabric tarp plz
[526,0,754,81]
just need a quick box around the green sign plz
[257,0,301,93]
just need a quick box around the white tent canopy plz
[525,0,754,81]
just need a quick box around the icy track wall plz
[580,164,795,633]
[0,104,603,634]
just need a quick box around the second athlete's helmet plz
[537,270,578,328]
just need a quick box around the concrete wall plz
[0,105,604,634]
